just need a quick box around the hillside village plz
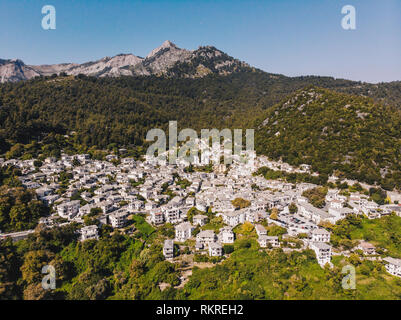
[1,153,401,280]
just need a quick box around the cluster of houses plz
[2,153,401,277]
[166,221,235,258]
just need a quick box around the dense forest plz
[0,165,50,233]
[1,71,401,152]
[256,87,401,190]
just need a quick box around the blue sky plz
[0,0,400,83]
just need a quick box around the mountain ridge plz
[0,41,250,83]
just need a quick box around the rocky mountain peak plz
[146,40,181,59]
[0,41,251,82]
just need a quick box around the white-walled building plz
[328,207,354,221]
[163,239,174,259]
[79,225,99,241]
[298,202,336,224]
[196,230,217,245]
[219,227,235,244]
[383,257,401,278]
[310,228,331,243]
[221,210,246,227]
[357,241,376,255]
[209,242,223,257]
[193,214,208,226]
[109,210,129,228]
[57,200,81,220]
[128,200,144,212]
[175,222,193,242]
[309,242,332,267]
[327,199,343,209]
[258,235,279,248]
[150,211,165,225]
[255,224,267,237]
[163,206,181,224]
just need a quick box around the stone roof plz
[164,239,174,249]
[209,242,222,249]
[310,242,331,250]
[383,257,401,267]
[175,222,192,231]
[311,228,330,235]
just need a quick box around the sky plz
[0,0,400,83]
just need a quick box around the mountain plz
[32,54,143,78]
[0,59,40,83]
[256,87,401,189]
[137,40,193,75]
[2,40,401,109]
[0,41,250,83]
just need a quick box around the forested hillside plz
[1,71,401,189]
[256,87,401,189]
[1,71,400,148]
[2,221,401,300]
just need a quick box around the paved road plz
[0,229,35,242]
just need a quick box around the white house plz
[42,194,60,206]
[195,201,208,212]
[128,200,144,212]
[219,227,235,244]
[328,207,354,221]
[98,200,114,214]
[310,228,331,243]
[163,206,181,224]
[309,242,332,267]
[245,211,259,224]
[193,214,208,226]
[186,197,195,207]
[255,224,267,237]
[150,211,165,225]
[145,201,157,211]
[109,210,129,228]
[298,202,336,224]
[327,199,343,209]
[221,210,246,227]
[383,257,401,278]
[258,235,279,248]
[209,242,223,257]
[175,222,193,242]
[35,187,53,199]
[80,225,99,241]
[57,200,81,220]
[163,239,174,259]
[196,230,217,245]
[357,241,376,255]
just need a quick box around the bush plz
[223,245,234,254]
[236,239,252,249]
[302,187,327,208]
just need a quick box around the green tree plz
[289,203,298,214]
